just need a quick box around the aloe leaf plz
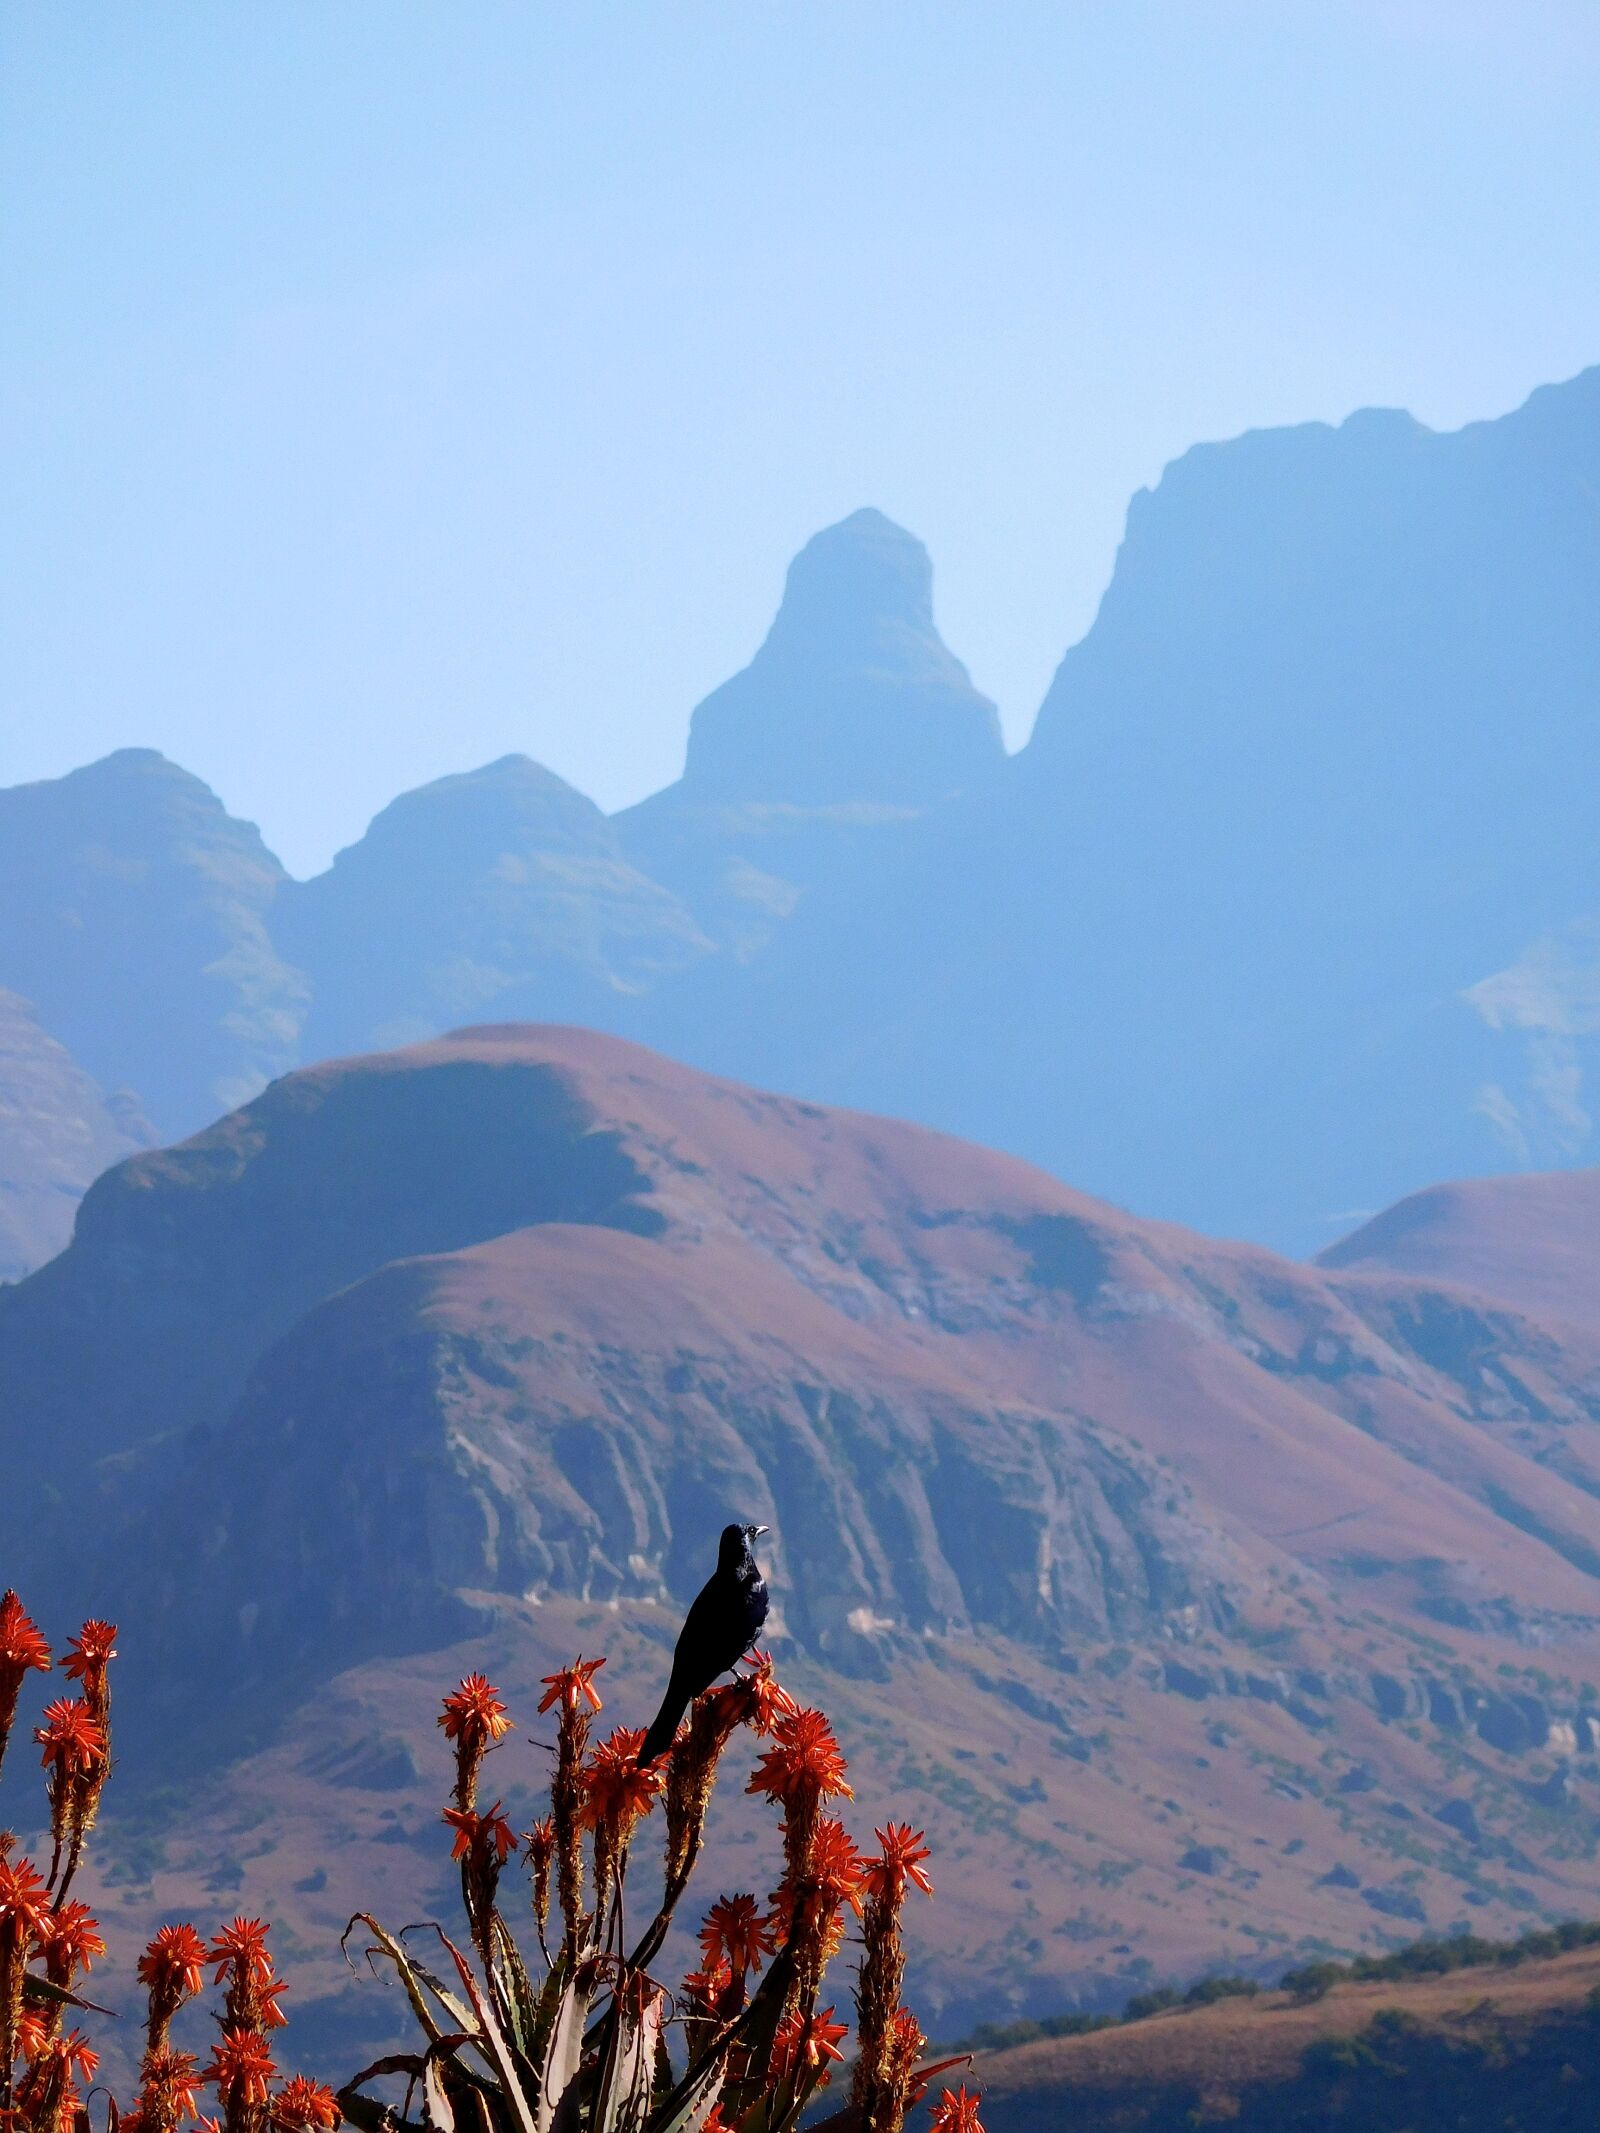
[344,1915,458,2050]
[423,2054,457,2133]
[797,2106,862,2133]
[651,1948,794,2133]
[608,1992,663,2133]
[336,2096,414,2133]
[441,1927,541,2133]
[712,1949,793,2123]
[408,1958,481,2040]
[527,1949,569,2072]
[338,2050,432,2131]
[21,1974,115,2019]
[643,2041,724,2133]
[533,1964,594,2133]
[492,1912,540,2059]
[342,2053,429,2086]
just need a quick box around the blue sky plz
[4,1,1599,877]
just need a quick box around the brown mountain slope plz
[1320,1167,1600,1333]
[6,1028,1600,2045]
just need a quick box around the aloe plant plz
[336,1653,972,2133]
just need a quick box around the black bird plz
[638,1522,770,1765]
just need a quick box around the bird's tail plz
[638,1698,687,1767]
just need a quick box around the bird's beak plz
[753,1524,770,1538]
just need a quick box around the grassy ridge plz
[958,1916,1600,2053]
[973,1924,1600,2132]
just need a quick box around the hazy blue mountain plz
[616,506,1003,953]
[638,368,1600,1252]
[0,989,151,1281]
[276,754,711,1060]
[0,749,306,1139]
[4,370,1598,1256]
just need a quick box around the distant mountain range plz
[5,1027,1600,2050]
[3,367,1597,1265]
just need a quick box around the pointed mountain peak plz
[331,754,612,870]
[767,507,937,648]
[680,509,1002,807]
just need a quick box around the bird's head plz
[719,1521,769,1565]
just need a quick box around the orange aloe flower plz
[205,2028,278,2109]
[538,1655,605,1715]
[706,1650,798,1738]
[36,2030,98,2085]
[0,1853,53,2073]
[0,1592,51,1761]
[864,1823,934,1903]
[698,1893,776,1976]
[136,2046,205,2127]
[0,1853,51,1940]
[927,2087,984,2133]
[208,1918,275,1987]
[41,1901,105,1985]
[438,1674,512,1748]
[442,1803,519,1864]
[771,2006,849,2086]
[809,1815,868,1914]
[255,1974,290,2032]
[139,1922,210,2055]
[140,1923,209,2001]
[579,1727,664,1836]
[61,1622,117,1699]
[33,1699,105,1781]
[747,1707,853,1809]
[677,1957,733,2014]
[270,2077,342,2131]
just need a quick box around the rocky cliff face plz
[6,1025,1600,1695]
[616,508,1003,953]
[677,507,1003,808]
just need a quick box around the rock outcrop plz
[677,508,1003,807]
[617,508,1003,952]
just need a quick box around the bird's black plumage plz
[638,1522,770,1764]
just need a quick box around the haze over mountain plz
[0,990,151,1281]
[644,365,1600,1250]
[0,748,305,1139]
[275,754,710,1062]
[2,366,1597,1268]
[5,1029,1600,2051]
[615,506,1004,957]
